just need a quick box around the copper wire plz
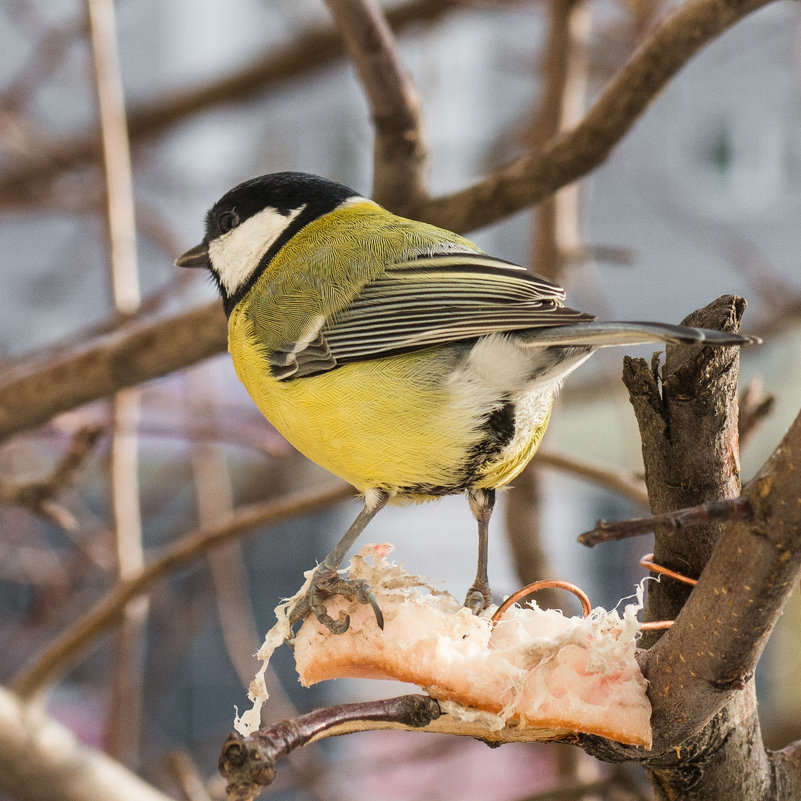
[637,553,698,630]
[639,553,697,586]
[491,579,592,626]
[491,556,696,630]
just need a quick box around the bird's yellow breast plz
[228,307,553,500]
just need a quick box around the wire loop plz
[491,579,592,626]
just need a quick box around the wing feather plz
[271,254,593,379]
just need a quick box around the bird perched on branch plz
[177,171,759,633]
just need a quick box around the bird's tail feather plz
[520,322,760,348]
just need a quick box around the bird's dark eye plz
[217,209,240,234]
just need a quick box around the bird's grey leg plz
[289,488,390,634]
[464,487,495,613]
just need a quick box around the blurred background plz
[1,1,800,799]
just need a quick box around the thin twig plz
[537,449,648,507]
[0,425,104,528]
[187,366,262,692]
[504,0,591,614]
[10,481,353,698]
[578,496,752,547]
[528,0,590,280]
[88,0,139,314]
[87,0,147,763]
[165,750,214,801]
[738,378,775,449]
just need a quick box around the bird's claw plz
[289,568,384,634]
[464,581,492,615]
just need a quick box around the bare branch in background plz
[0,0,454,203]
[325,0,429,209]
[536,449,648,507]
[415,0,777,232]
[505,0,591,619]
[186,366,261,691]
[738,377,775,448]
[87,0,148,765]
[0,685,175,801]
[10,482,352,698]
[528,0,590,281]
[0,0,783,445]
[0,302,227,443]
[0,425,104,528]
[165,750,214,801]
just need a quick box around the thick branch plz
[642,407,801,750]
[325,0,428,208]
[0,686,173,801]
[415,0,776,232]
[600,295,801,798]
[0,302,226,442]
[538,449,648,507]
[628,295,745,639]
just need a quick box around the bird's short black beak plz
[175,242,209,269]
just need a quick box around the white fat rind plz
[209,204,305,296]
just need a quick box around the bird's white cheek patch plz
[209,204,305,296]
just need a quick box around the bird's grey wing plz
[269,253,594,380]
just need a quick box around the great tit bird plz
[177,171,758,633]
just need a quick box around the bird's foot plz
[463,580,492,615]
[289,567,384,634]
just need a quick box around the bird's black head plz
[176,172,361,315]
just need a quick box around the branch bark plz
[325,0,428,209]
[588,296,801,798]
[630,296,745,641]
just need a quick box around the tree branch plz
[629,295,746,640]
[0,302,226,443]
[578,295,801,797]
[538,449,648,507]
[219,696,442,801]
[578,496,751,547]
[0,0,452,202]
[0,424,104,527]
[11,481,352,698]
[643,407,801,750]
[0,686,174,801]
[414,0,777,232]
[325,0,428,209]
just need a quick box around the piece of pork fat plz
[238,544,652,749]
